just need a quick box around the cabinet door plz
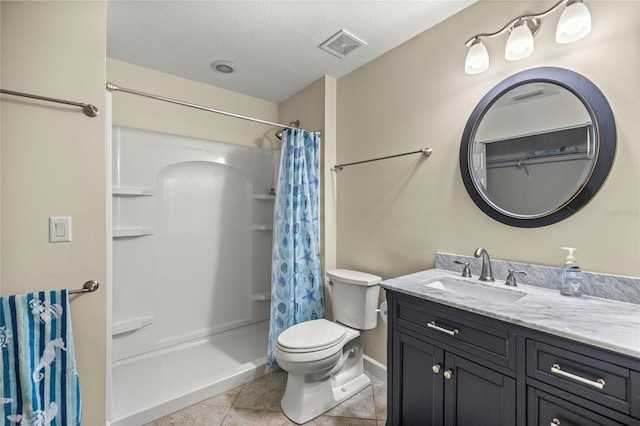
[444,353,516,426]
[391,331,444,426]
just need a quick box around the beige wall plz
[279,76,338,318]
[336,1,640,364]
[108,59,281,149]
[1,1,107,423]
[279,78,326,139]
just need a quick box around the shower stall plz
[109,126,279,425]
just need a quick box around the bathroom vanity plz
[381,269,640,425]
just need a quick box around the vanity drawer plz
[527,387,631,426]
[527,339,638,416]
[394,296,515,369]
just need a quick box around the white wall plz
[336,0,640,364]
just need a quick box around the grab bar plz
[68,280,100,295]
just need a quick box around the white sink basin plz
[423,277,527,304]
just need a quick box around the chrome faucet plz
[474,247,495,282]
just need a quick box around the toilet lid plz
[277,319,346,352]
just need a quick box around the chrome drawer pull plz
[551,418,560,426]
[550,364,605,390]
[427,321,459,336]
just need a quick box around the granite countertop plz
[380,268,640,359]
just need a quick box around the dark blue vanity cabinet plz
[386,290,640,426]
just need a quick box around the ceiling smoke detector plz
[319,30,366,59]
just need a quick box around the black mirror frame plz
[459,67,616,228]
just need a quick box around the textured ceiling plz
[107,1,476,103]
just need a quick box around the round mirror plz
[460,67,616,227]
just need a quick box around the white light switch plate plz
[49,217,72,242]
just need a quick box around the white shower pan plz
[110,321,268,425]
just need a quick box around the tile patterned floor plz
[145,370,387,426]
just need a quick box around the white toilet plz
[275,269,382,424]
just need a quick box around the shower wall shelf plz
[113,228,155,238]
[113,187,155,197]
[252,225,273,231]
[251,291,271,301]
[253,194,275,200]
[112,315,155,336]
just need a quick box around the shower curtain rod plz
[106,82,320,135]
[334,147,432,171]
[0,88,99,117]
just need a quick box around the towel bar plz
[69,280,100,294]
[0,88,99,117]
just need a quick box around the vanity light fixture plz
[505,19,536,61]
[464,39,490,75]
[464,0,592,75]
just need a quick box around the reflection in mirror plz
[459,67,616,228]
[472,82,595,217]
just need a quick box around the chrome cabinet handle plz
[427,321,459,336]
[551,418,560,426]
[551,364,605,390]
[432,364,442,374]
[443,370,453,380]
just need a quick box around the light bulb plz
[505,20,534,61]
[465,39,489,75]
[556,0,592,44]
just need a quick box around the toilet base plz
[281,372,371,424]
[280,339,371,424]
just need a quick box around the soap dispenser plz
[560,247,582,296]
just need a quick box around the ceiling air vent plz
[319,30,366,59]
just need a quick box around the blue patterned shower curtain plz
[267,128,325,368]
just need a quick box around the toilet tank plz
[327,269,381,330]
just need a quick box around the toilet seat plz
[275,319,360,364]
[277,319,347,353]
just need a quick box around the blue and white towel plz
[0,290,81,425]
